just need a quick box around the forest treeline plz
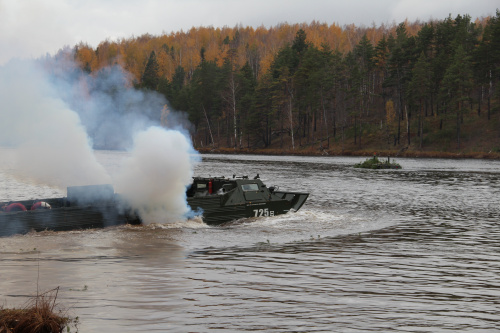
[73,11,500,154]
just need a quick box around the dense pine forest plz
[72,11,500,157]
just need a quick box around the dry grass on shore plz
[0,287,78,333]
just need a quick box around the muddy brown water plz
[1,150,500,332]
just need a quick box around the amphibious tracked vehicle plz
[0,176,308,236]
[186,175,308,225]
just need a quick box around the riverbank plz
[197,146,500,160]
[195,106,500,160]
[0,287,78,333]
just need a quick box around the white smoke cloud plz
[114,126,199,224]
[43,52,166,150]
[0,59,110,187]
[0,54,200,224]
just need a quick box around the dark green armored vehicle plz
[186,175,309,225]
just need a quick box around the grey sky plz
[0,0,497,65]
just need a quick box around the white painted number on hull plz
[254,208,274,217]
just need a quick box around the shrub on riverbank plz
[0,287,78,333]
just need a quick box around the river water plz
[1,150,499,332]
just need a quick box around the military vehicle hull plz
[186,176,308,225]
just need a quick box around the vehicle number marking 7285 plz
[253,208,274,217]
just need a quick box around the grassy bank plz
[0,288,78,333]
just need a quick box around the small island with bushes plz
[354,155,402,169]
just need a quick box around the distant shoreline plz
[196,147,500,160]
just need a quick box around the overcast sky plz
[0,0,497,65]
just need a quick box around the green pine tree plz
[141,50,160,91]
[441,45,474,149]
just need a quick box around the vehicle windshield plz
[241,183,259,191]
